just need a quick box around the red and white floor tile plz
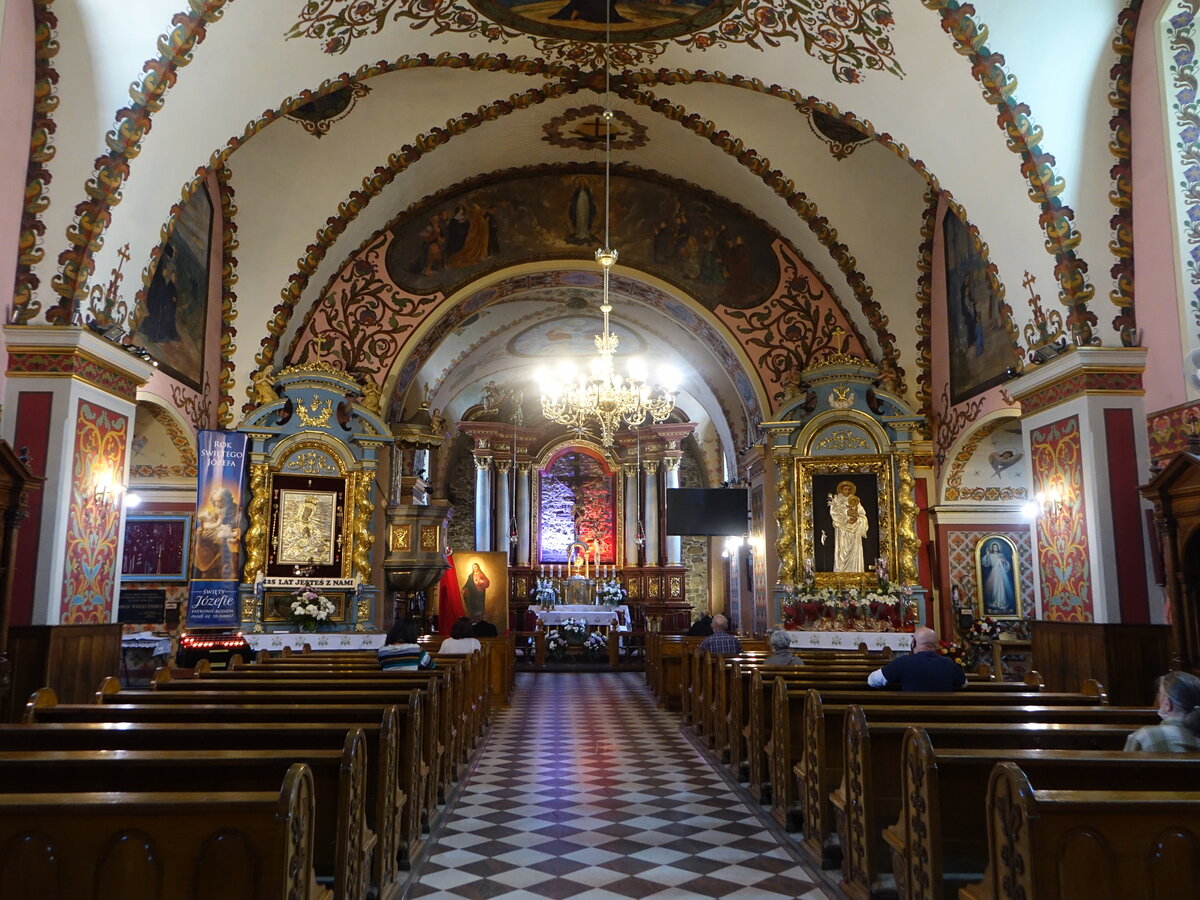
[405,672,834,900]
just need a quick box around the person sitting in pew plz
[378,620,436,670]
[471,614,499,638]
[866,626,965,692]
[697,614,742,655]
[1125,670,1200,753]
[440,617,482,655]
[686,614,713,637]
[763,629,804,666]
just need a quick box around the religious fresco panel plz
[61,400,129,623]
[384,171,779,312]
[942,207,1010,405]
[131,183,213,390]
[1030,415,1093,622]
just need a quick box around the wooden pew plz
[780,684,1113,863]
[962,762,1200,900]
[654,635,690,710]
[26,691,422,878]
[0,763,331,899]
[885,728,1200,900]
[0,731,375,900]
[146,673,457,800]
[831,707,1148,900]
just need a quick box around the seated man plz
[1125,671,1200,752]
[686,614,713,637]
[697,613,742,655]
[471,614,499,638]
[763,629,804,666]
[867,626,965,692]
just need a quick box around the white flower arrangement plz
[531,577,558,607]
[583,631,607,656]
[546,629,568,657]
[559,617,588,642]
[290,589,336,631]
[595,578,626,606]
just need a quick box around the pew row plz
[0,763,331,900]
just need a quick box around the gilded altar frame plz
[794,454,896,589]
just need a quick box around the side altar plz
[237,362,392,632]
[758,335,928,633]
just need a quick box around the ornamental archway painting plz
[385,170,779,311]
[468,0,738,43]
[536,449,616,564]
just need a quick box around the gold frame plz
[275,488,339,566]
[974,533,1022,619]
[794,454,896,588]
[531,439,623,566]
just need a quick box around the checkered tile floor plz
[406,672,833,900]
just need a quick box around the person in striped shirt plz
[378,620,435,670]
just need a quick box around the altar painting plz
[795,456,894,587]
[536,449,617,564]
[454,551,509,633]
[974,534,1021,619]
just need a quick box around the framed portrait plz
[974,534,1022,618]
[453,550,510,634]
[276,489,338,566]
[796,456,895,587]
[121,515,190,581]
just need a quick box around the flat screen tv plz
[664,488,748,536]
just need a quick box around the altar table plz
[782,630,913,652]
[244,631,386,652]
[531,604,629,627]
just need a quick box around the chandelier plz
[537,13,678,447]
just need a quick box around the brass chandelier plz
[537,15,678,447]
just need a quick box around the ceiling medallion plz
[543,105,647,152]
[286,83,372,138]
[806,109,871,160]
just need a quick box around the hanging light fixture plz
[536,10,678,447]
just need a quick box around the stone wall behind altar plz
[681,450,708,613]
[447,439,475,553]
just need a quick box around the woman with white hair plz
[763,629,803,666]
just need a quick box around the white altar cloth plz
[782,630,912,652]
[531,604,628,627]
[121,631,172,656]
[245,632,385,652]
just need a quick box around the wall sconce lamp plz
[722,535,746,558]
[1022,485,1065,522]
[93,473,126,507]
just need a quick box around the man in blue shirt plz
[867,626,965,692]
[697,614,742,655]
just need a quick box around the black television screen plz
[664,488,748,536]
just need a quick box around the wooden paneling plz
[6,624,121,720]
[1031,621,1171,706]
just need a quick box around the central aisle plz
[408,672,833,899]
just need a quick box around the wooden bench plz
[0,731,376,900]
[0,763,331,899]
[831,708,1146,900]
[23,693,422,878]
[961,762,1200,900]
[884,728,1200,900]
[793,690,1149,872]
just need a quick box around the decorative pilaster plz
[663,455,682,566]
[623,463,640,565]
[516,462,532,566]
[643,460,660,567]
[474,455,493,551]
[494,459,512,556]
[1010,347,1152,623]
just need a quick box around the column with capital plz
[643,459,661,567]
[623,463,640,566]
[516,462,532,566]
[494,459,512,556]
[474,455,493,551]
[663,456,682,566]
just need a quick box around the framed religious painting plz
[452,550,510,634]
[267,473,347,578]
[795,455,895,588]
[121,515,190,581]
[974,534,1022,619]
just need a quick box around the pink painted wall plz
[0,0,34,409]
[1133,0,1189,412]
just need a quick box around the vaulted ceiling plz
[11,0,1135,476]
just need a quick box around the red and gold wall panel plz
[60,400,128,623]
[1030,415,1092,622]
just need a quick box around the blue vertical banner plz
[187,431,248,628]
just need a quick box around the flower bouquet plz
[546,629,568,660]
[583,631,607,658]
[290,589,335,632]
[595,578,626,606]
[559,617,588,644]
[531,577,558,608]
[937,640,969,669]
